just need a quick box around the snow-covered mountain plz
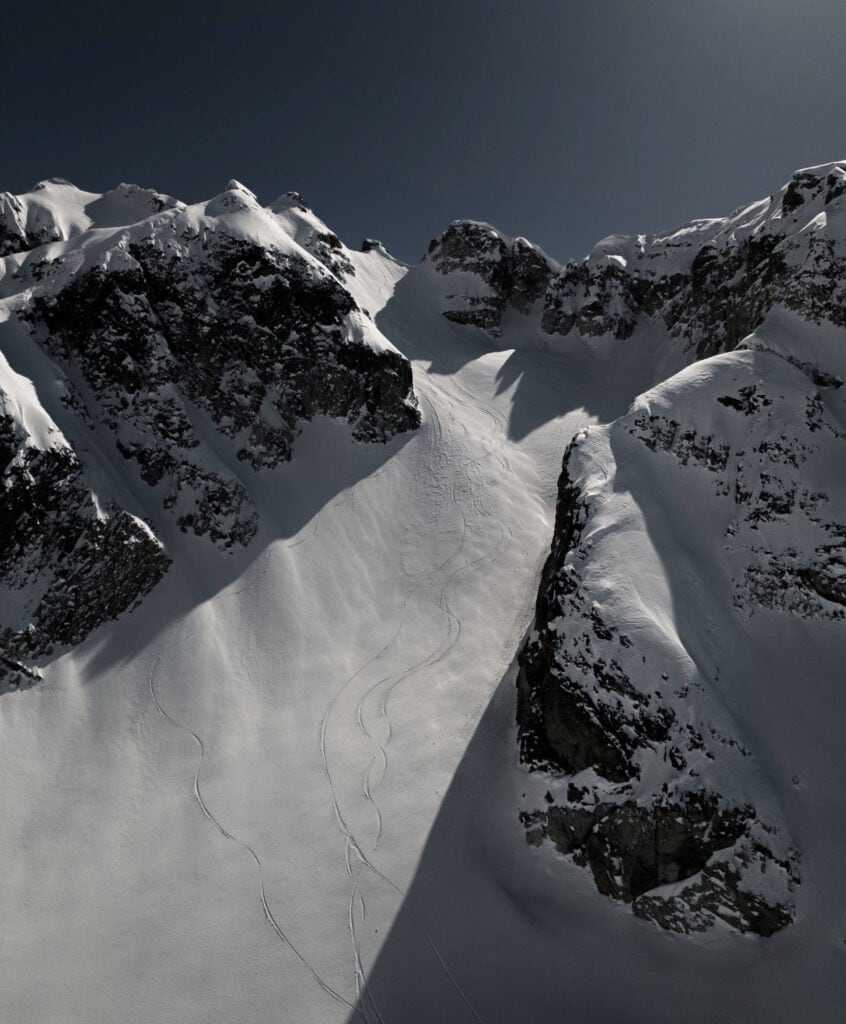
[1,164,844,1023]
[510,164,846,938]
[0,179,418,687]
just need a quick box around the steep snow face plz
[0,181,419,687]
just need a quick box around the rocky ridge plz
[427,161,846,366]
[0,179,420,688]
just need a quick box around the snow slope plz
[1,165,845,1023]
[0,197,630,1022]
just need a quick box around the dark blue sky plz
[6,0,845,263]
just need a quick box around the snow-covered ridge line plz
[425,162,846,381]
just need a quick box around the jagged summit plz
[423,219,558,333]
[0,180,354,272]
[225,178,257,197]
[420,163,846,385]
[360,237,387,253]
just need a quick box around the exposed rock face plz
[522,792,794,937]
[426,221,553,333]
[516,445,665,785]
[516,436,804,933]
[0,179,420,688]
[0,403,169,690]
[24,233,417,541]
[0,183,72,257]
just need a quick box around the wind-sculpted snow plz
[0,178,181,257]
[0,178,420,688]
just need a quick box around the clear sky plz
[5,0,845,263]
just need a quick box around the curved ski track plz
[146,361,545,1023]
[319,371,526,1024]
[148,538,366,1020]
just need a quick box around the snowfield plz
[1,167,845,1023]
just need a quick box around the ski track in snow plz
[145,368,503,1024]
[111,294,560,1024]
[148,547,366,1020]
[318,375,524,1024]
[8,169,846,1024]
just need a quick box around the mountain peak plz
[29,176,77,191]
[225,178,257,199]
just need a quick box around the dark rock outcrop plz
[427,164,846,377]
[514,354,831,934]
[522,791,794,935]
[22,229,419,547]
[517,443,677,785]
[0,408,169,690]
[427,221,553,333]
